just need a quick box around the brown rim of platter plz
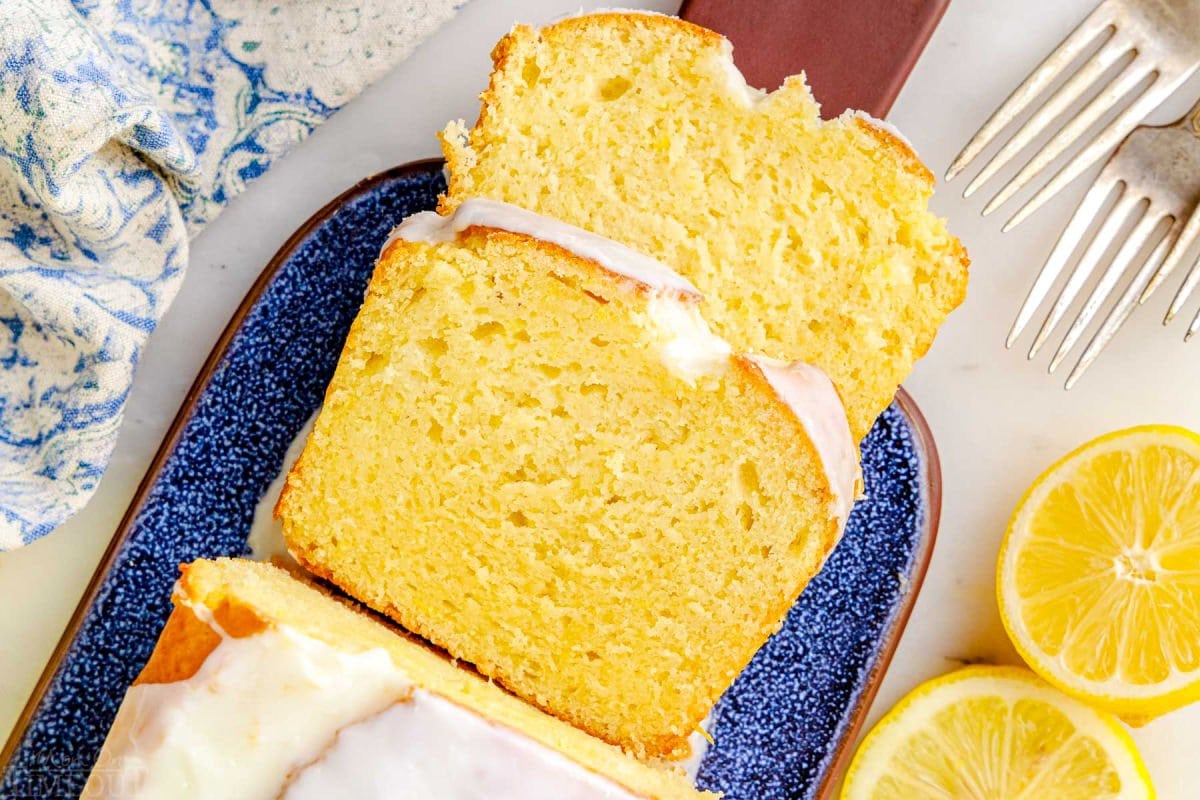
[1,159,943,797]
[815,390,941,799]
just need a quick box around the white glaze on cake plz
[284,692,638,799]
[549,7,671,24]
[748,357,861,527]
[388,199,725,383]
[386,199,700,297]
[848,109,917,152]
[714,38,768,106]
[85,614,645,800]
[83,623,407,800]
[644,296,732,384]
[675,713,714,781]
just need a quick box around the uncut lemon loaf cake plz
[277,200,860,758]
[442,11,968,441]
[84,558,709,800]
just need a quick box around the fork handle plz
[679,0,953,117]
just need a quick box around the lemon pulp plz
[841,666,1153,800]
[999,425,1200,720]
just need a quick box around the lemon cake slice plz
[277,199,860,758]
[84,558,709,800]
[441,11,968,441]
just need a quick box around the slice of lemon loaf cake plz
[85,558,709,800]
[441,11,968,441]
[277,200,860,758]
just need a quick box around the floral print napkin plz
[0,0,465,547]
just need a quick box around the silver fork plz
[1007,97,1200,388]
[946,0,1200,232]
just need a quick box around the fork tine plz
[1065,217,1180,388]
[1187,308,1200,342]
[1001,74,1182,232]
[1028,184,1135,359]
[1048,205,1162,373]
[946,5,1115,181]
[963,35,1129,200]
[1168,253,1200,326]
[1008,173,1119,347]
[1157,207,1200,318]
[981,58,1155,222]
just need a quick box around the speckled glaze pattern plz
[0,161,935,800]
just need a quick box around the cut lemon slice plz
[998,425,1200,722]
[841,666,1153,800]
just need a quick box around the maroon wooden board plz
[680,0,952,117]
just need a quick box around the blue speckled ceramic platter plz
[0,160,940,800]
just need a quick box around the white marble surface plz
[4,0,1200,795]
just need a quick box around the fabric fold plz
[0,0,466,547]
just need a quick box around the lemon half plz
[998,425,1200,722]
[841,666,1153,799]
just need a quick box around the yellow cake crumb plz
[441,12,968,441]
[279,227,842,758]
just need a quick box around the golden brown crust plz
[927,236,971,353]
[944,238,972,326]
[179,562,272,637]
[275,444,306,526]
[950,235,973,279]
[851,115,934,186]
[732,355,846,628]
[210,597,270,638]
[436,126,467,215]
[135,605,223,685]
[445,26,534,205]
[378,237,404,265]
[136,579,271,686]
[540,12,724,49]
[848,116,971,368]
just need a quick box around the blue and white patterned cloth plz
[0,0,465,548]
